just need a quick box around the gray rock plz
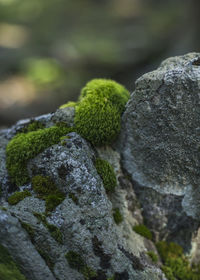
[118,52,200,253]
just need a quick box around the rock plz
[0,106,165,280]
[118,52,200,254]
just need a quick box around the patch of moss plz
[133,224,152,240]
[37,249,54,271]
[32,175,65,212]
[147,251,158,263]
[0,206,7,211]
[20,222,35,242]
[59,101,77,109]
[8,190,31,205]
[65,251,97,280]
[75,79,130,146]
[69,193,78,204]
[19,121,45,134]
[0,244,27,280]
[6,125,73,186]
[33,212,63,244]
[156,241,200,280]
[95,158,117,193]
[113,208,123,225]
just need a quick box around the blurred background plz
[0,0,199,126]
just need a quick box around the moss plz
[156,241,200,280]
[19,121,45,134]
[80,78,130,114]
[65,251,97,280]
[32,175,65,212]
[37,249,54,271]
[113,208,123,225]
[0,244,27,280]
[75,79,129,146]
[20,222,35,242]
[33,212,63,244]
[8,190,31,205]
[69,193,78,204]
[59,101,77,109]
[147,251,158,263]
[133,224,152,240]
[0,206,7,211]
[6,125,73,186]
[95,158,117,193]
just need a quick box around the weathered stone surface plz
[118,52,200,253]
[0,112,165,280]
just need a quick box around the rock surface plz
[0,108,165,279]
[118,52,200,255]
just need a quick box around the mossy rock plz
[132,224,152,240]
[6,125,73,186]
[113,208,123,225]
[8,190,31,205]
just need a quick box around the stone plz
[118,52,200,254]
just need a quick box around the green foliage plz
[65,251,97,280]
[95,158,117,193]
[32,175,65,212]
[0,244,26,280]
[113,208,123,224]
[59,101,77,109]
[147,251,158,263]
[8,190,31,205]
[156,241,200,280]
[75,78,130,146]
[6,125,72,186]
[133,224,152,240]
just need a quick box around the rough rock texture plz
[0,109,165,279]
[118,52,200,256]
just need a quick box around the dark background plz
[0,0,199,126]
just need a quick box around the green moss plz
[147,251,158,263]
[156,241,200,280]
[8,190,31,205]
[19,121,45,134]
[0,244,27,280]
[69,193,78,204]
[80,78,130,114]
[37,249,54,271]
[113,208,123,224]
[95,158,117,193]
[65,251,97,280]
[20,222,35,242]
[107,277,115,280]
[75,79,129,146]
[133,224,152,240]
[59,101,77,109]
[6,125,73,186]
[33,212,63,244]
[32,175,65,212]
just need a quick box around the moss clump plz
[32,175,65,212]
[113,208,123,224]
[133,224,152,240]
[69,193,78,204]
[0,244,26,280]
[74,79,129,146]
[65,251,97,280]
[19,121,45,134]
[20,222,35,242]
[147,251,158,263]
[33,212,63,244]
[8,190,31,205]
[6,125,73,186]
[95,158,117,193]
[59,101,77,109]
[156,241,200,280]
